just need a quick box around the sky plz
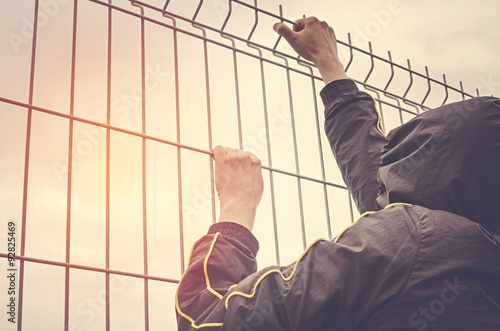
[0,0,499,330]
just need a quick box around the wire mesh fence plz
[0,0,491,330]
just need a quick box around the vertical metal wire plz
[191,0,217,225]
[162,1,185,275]
[382,51,404,125]
[221,0,244,149]
[402,60,422,115]
[105,1,113,330]
[421,66,432,107]
[296,56,332,241]
[231,0,302,28]
[344,33,354,73]
[247,0,280,264]
[64,1,78,329]
[130,1,150,329]
[298,13,332,240]
[17,1,39,330]
[272,6,307,250]
[441,74,449,105]
[364,42,386,133]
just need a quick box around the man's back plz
[339,206,500,330]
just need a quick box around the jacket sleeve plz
[176,205,418,330]
[321,79,387,213]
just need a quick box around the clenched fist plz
[213,146,264,231]
[273,17,348,85]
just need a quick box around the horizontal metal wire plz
[0,253,180,284]
[0,96,349,190]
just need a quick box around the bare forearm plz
[218,200,257,232]
[316,58,348,85]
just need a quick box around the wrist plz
[218,199,258,232]
[315,58,348,85]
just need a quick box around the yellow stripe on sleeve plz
[205,233,224,300]
[225,238,325,309]
[365,92,386,137]
[175,233,224,329]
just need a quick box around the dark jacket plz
[175,79,500,330]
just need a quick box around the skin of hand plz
[213,145,264,232]
[273,17,348,85]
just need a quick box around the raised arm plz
[274,17,386,213]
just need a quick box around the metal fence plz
[0,0,486,330]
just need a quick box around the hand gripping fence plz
[0,0,489,330]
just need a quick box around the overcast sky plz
[0,0,498,330]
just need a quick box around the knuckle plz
[244,151,261,165]
[308,16,320,24]
[243,152,254,161]
[251,155,261,166]
[235,152,246,161]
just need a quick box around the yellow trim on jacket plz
[365,92,386,137]
[334,202,412,243]
[224,238,325,309]
[205,233,224,300]
[175,233,224,329]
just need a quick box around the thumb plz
[273,22,295,41]
[213,145,227,165]
[213,145,227,196]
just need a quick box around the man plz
[176,17,500,330]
